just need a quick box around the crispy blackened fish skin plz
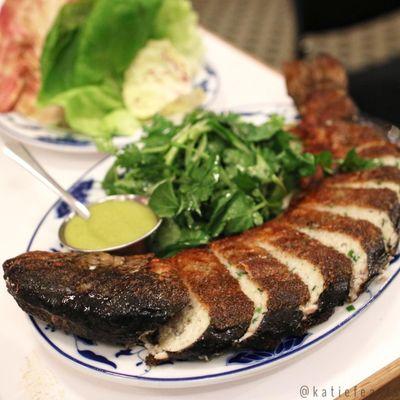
[3,251,189,346]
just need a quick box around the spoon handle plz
[3,140,91,219]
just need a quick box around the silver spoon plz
[2,140,161,253]
[3,140,91,219]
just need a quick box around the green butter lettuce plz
[52,85,122,137]
[102,109,141,137]
[52,85,140,147]
[39,0,95,104]
[38,0,203,142]
[75,0,162,85]
[39,0,161,102]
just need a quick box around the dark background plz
[193,0,400,125]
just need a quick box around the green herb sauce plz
[64,200,158,250]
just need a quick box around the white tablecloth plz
[0,30,399,400]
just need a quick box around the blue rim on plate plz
[25,108,400,386]
[0,62,220,154]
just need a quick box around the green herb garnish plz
[346,305,356,312]
[102,110,370,256]
[339,149,377,172]
[347,249,360,263]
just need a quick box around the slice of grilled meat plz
[284,55,400,164]
[358,144,400,167]
[300,89,358,126]
[296,117,400,169]
[283,54,348,107]
[298,120,385,159]
[3,251,189,346]
[300,185,400,252]
[283,208,388,300]
[244,223,353,326]
[211,236,309,349]
[326,167,400,200]
[284,55,358,125]
[145,249,254,364]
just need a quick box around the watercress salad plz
[103,110,373,256]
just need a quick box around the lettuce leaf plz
[40,0,162,103]
[39,0,95,104]
[74,0,162,86]
[53,85,140,141]
[52,85,122,137]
